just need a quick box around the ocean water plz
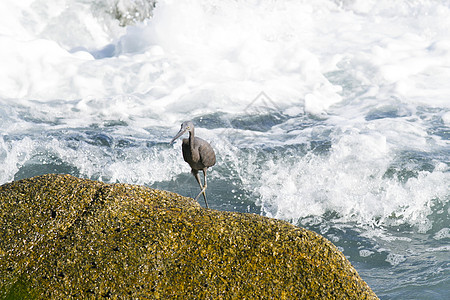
[0,0,449,298]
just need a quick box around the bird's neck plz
[189,130,195,151]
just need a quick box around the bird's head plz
[170,121,194,144]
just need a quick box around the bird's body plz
[181,136,216,171]
[171,121,215,208]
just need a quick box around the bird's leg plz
[201,169,208,206]
[192,169,203,190]
[192,170,208,208]
[192,170,209,208]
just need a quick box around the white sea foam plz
[0,0,449,229]
[0,136,34,183]
[386,252,407,266]
[434,228,450,240]
[1,0,450,110]
[359,249,374,258]
[255,128,449,229]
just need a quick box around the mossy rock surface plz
[0,174,378,299]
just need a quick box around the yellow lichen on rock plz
[0,174,378,299]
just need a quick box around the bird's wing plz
[198,142,216,168]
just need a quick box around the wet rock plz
[0,174,378,299]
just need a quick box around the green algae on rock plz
[0,174,378,299]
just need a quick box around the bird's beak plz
[170,128,186,144]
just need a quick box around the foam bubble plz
[442,112,450,125]
[434,228,450,240]
[386,253,407,266]
[359,249,374,258]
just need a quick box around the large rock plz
[0,174,378,299]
